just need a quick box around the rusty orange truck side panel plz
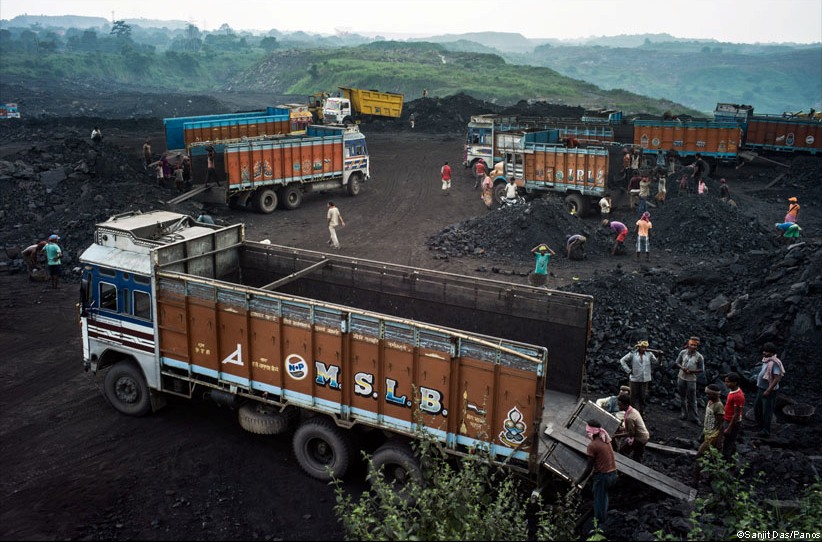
[184,116,291,151]
[224,138,343,186]
[524,146,608,189]
[745,116,822,154]
[633,120,742,159]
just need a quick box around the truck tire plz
[238,403,295,435]
[346,174,361,196]
[293,417,352,481]
[342,116,354,126]
[369,440,422,499]
[278,186,303,210]
[251,188,278,214]
[564,193,588,216]
[103,362,151,417]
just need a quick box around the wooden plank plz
[765,173,787,189]
[166,184,210,204]
[544,425,697,502]
[646,441,697,456]
[260,259,330,290]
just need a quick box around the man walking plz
[619,340,658,415]
[754,342,784,438]
[326,201,345,249]
[576,420,617,535]
[721,373,745,460]
[42,234,62,289]
[441,161,452,195]
[674,336,705,424]
[635,211,652,261]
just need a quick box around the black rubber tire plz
[103,362,151,416]
[251,188,278,214]
[279,185,303,210]
[342,116,354,126]
[369,440,422,498]
[238,403,295,435]
[347,174,361,196]
[292,417,352,481]
[564,193,587,216]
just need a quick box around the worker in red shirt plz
[474,159,486,190]
[721,372,745,459]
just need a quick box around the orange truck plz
[78,211,695,500]
[191,124,369,213]
[492,131,610,216]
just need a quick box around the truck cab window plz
[134,291,151,320]
[99,282,117,311]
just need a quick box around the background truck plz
[163,107,290,153]
[490,131,610,216]
[78,210,694,501]
[321,87,404,125]
[185,124,369,213]
[463,115,614,174]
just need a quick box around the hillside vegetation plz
[0,43,695,116]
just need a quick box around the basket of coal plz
[528,272,547,287]
[782,403,815,424]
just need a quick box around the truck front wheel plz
[347,174,361,196]
[252,188,278,214]
[103,362,151,416]
[293,417,352,481]
[492,182,507,205]
[278,186,303,210]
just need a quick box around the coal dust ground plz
[1,80,821,541]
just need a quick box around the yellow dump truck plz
[322,87,404,125]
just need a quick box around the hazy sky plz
[2,0,821,44]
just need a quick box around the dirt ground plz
[1,86,821,541]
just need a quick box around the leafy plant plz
[332,429,582,541]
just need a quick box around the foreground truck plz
[491,132,610,216]
[187,124,369,213]
[78,210,693,501]
[322,87,404,125]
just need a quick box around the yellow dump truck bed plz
[339,87,404,118]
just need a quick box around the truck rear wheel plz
[293,417,352,481]
[564,193,588,216]
[369,440,422,499]
[103,362,151,416]
[238,403,295,435]
[251,188,278,214]
[492,182,507,205]
[342,116,354,126]
[278,186,302,210]
[346,174,361,196]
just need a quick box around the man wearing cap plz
[619,340,658,415]
[694,384,724,485]
[42,235,62,289]
[576,419,617,534]
[784,197,800,223]
[674,336,705,424]
[530,243,556,281]
[754,342,785,438]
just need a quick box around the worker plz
[784,197,800,223]
[602,219,628,256]
[566,234,587,260]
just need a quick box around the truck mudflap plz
[540,399,697,502]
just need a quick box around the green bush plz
[332,431,581,541]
